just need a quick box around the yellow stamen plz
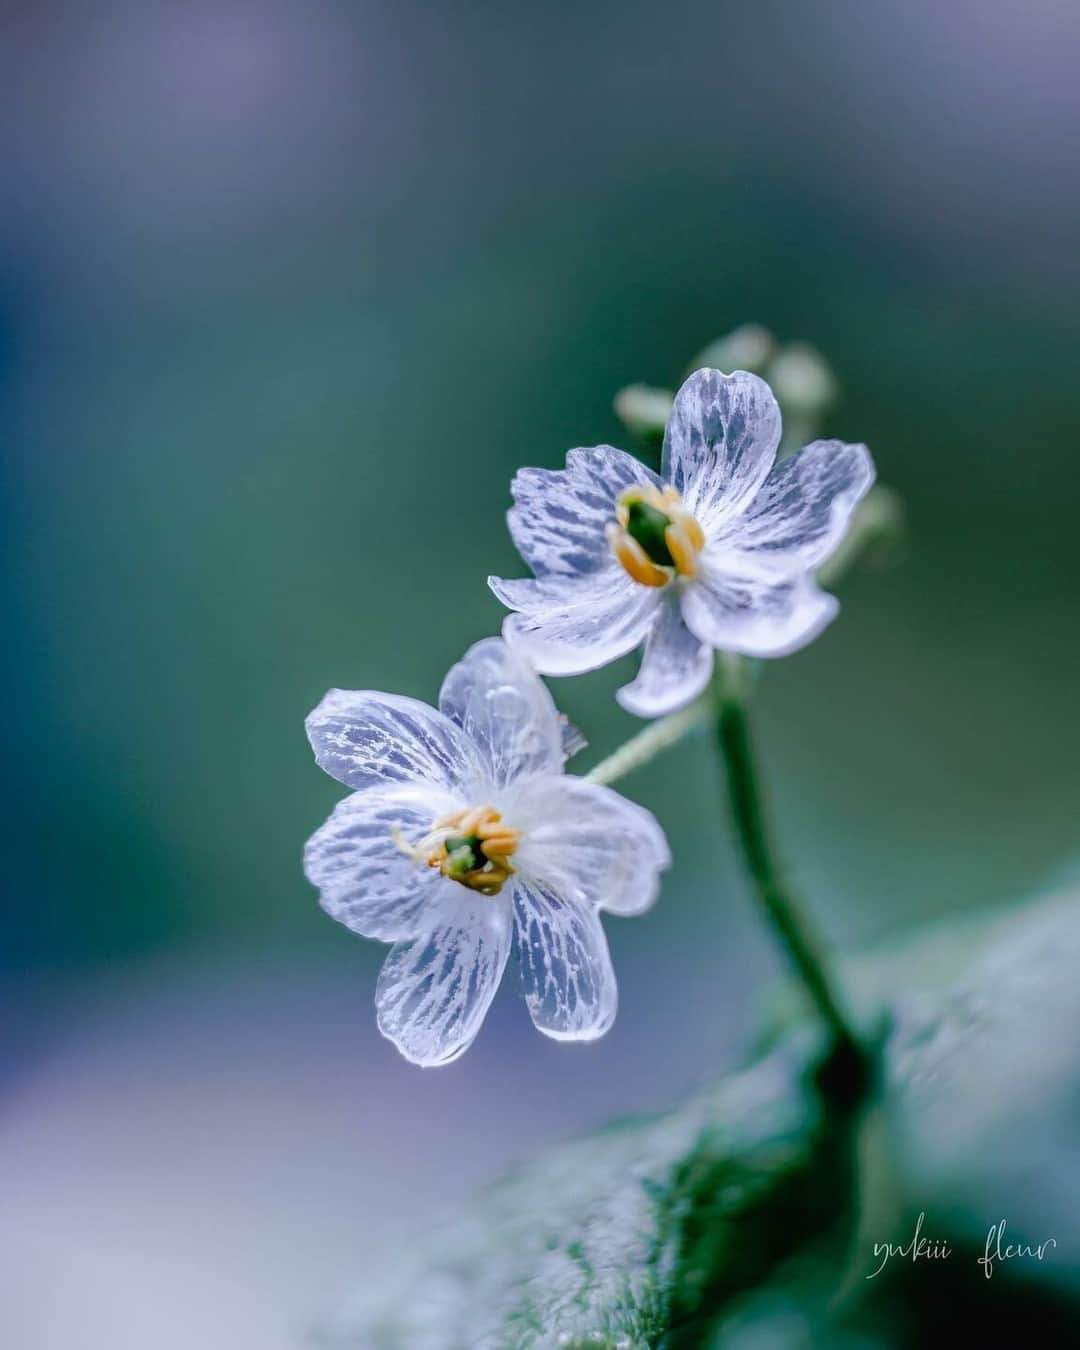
[474,812,508,837]
[455,804,490,836]
[394,803,521,896]
[480,832,520,859]
[664,518,699,578]
[462,867,509,896]
[608,483,706,585]
[606,522,670,587]
[390,822,418,860]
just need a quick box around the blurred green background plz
[2,2,1079,1345]
[7,0,1079,975]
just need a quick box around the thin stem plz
[715,687,869,1084]
[584,693,711,787]
[579,658,871,1095]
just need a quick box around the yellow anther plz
[455,804,491,835]
[480,832,520,860]
[608,483,706,585]
[474,812,508,837]
[664,518,700,578]
[390,822,418,860]
[394,803,520,896]
[606,522,671,587]
[462,863,511,896]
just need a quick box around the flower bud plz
[692,324,776,375]
[613,383,674,443]
[768,342,838,419]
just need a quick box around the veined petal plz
[304,784,461,941]
[376,899,512,1066]
[720,440,875,579]
[559,715,587,761]
[306,690,484,794]
[498,568,660,676]
[512,880,618,1042]
[680,564,839,658]
[487,574,561,611]
[617,590,713,719]
[506,445,661,579]
[509,775,670,917]
[662,369,781,530]
[438,637,566,788]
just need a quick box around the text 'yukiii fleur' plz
[490,369,875,717]
[305,639,669,1066]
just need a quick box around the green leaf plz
[319,886,1080,1347]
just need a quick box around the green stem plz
[715,679,869,1085]
[579,658,873,1098]
[584,693,712,787]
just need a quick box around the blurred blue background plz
[3,2,1078,1345]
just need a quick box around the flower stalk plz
[584,694,712,786]
[584,653,871,1094]
[713,677,869,1085]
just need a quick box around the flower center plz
[606,484,705,587]
[393,804,521,896]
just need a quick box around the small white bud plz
[612,383,674,440]
[692,324,776,375]
[768,342,838,417]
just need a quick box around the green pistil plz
[444,834,484,876]
[626,499,674,567]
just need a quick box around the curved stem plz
[579,659,872,1099]
[715,686,869,1088]
[584,693,711,787]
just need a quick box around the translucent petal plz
[437,637,565,789]
[512,880,618,1042]
[375,898,512,1066]
[487,574,559,611]
[510,775,670,917]
[558,713,587,762]
[498,568,660,676]
[720,440,875,579]
[616,590,714,718]
[680,564,839,658]
[505,445,661,578]
[662,369,781,529]
[304,784,461,941]
[306,690,484,793]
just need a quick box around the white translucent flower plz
[304,638,670,1067]
[490,368,875,718]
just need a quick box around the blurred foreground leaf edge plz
[318,884,1080,1349]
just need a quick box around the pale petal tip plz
[375,1016,472,1068]
[614,619,714,721]
[532,1014,617,1045]
[676,364,777,401]
[615,679,694,720]
[487,573,515,609]
[499,611,619,677]
[725,587,841,659]
[851,443,877,495]
[559,713,588,761]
